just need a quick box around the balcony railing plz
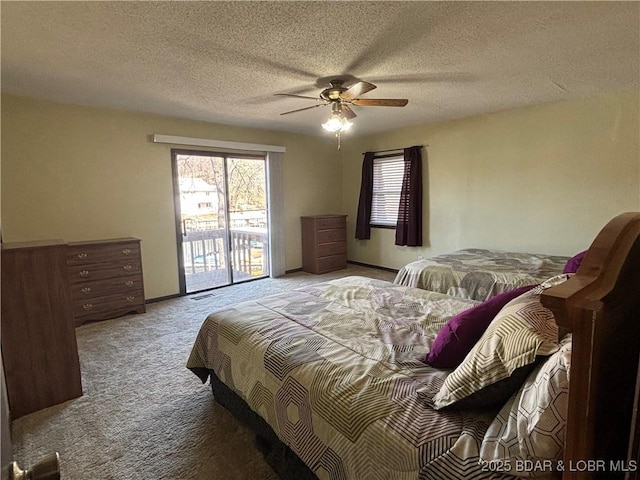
[182,228,269,281]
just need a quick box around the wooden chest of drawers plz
[1,240,83,417]
[301,215,347,274]
[67,237,146,325]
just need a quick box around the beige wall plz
[1,94,342,299]
[341,89,640,270]
[3,90,638,299]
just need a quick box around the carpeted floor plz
[11,265,396,479]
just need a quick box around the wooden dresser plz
[301,215,347,274]
[1,240,83,418]
[67,237,146,325]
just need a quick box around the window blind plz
[371,155,404,226]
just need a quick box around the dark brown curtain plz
[355,152,375,239]
[395,146,422,246]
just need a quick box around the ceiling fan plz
[276,79,408,121]
[275,79,408,149]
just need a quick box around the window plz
[370,155,404,227]
[356,146,422,245]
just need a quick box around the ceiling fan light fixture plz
[340,119,353,132]
[322,113,352,133]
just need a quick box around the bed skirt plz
[208,370,318,480]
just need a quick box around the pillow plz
[424,284,537,369]
[479,334,572,478]
[429,274,569,410]
[562,250,587,274]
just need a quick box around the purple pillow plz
[563,250,587,274]
[423,284,537,369]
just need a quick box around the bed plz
[188,212,640,480]
[393,249,571,301]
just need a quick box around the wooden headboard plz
[541,212,640,479]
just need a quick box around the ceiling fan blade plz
[350,98,408,107]
[275,93,324,101]
[340,81,377,100]
[280,103,328,116]
[341,105,357,120]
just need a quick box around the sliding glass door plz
[172,150,269,294]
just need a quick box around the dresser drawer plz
[68,241,140,266]
[317,241,346,257]
[316,254,347,273]
[69,259,141,284]
[316,228,346,244]
[73,292,145,322]
[70,275,144,299]
[316,216,346,230]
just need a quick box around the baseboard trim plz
[347,260,399,273]
[146,293,181,304]
[285,263,398,275]
[148,263,397,302]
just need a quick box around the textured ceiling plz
[2,1,639,137]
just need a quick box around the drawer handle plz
[77,252,88,259]
[82,303,93,310]
[122,248,132,255]
[79,270,89,277]
[123,264,133,272]
[81,287,92,294]
[126,296,135,303]
[125,280,135,287]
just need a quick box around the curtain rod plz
[362,145,423,155]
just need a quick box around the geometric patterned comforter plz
[187,276,523,479]
[394,249,569,301]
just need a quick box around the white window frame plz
[370,155,404,227]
